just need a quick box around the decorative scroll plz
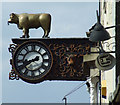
[102,42,115,52]
[49,43,90,78]
[8,44,19,80]
[9,69,19,80]
[8,44,18,56]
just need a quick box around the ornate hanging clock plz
[12,40,53,83]
[9,38,96,84]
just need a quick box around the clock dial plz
[13,41,53,83]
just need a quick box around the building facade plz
[86,1,120,104]
[100,0,120,104]
[100,0,116,103]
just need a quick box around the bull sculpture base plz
[8,13,51,38]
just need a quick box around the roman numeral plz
[41,64,47,70]
[43,59,49,62]
[19,53,24,56]
[17,59,23,63]
[24,47,29,52]
[23,69,29,75]
[38,47,41,52]
[42,52,47,56]
[32,45,35,51]
[31,71,34,77]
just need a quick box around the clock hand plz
[18,56,39,70]
[31,56,39,62]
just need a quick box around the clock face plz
[13,41,53,83]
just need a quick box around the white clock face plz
[25,52,43,71]
[13,41,53,83]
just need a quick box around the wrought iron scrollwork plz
[8,44,18,56]
[49,43,90,78]
[102,42,115,52]
[8,44,19,80]
[9,69,19,80]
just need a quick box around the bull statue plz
[8,13,51,38]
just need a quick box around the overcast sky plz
[1,1,98,104]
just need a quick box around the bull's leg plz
[21,28,30,38]
[22,28,26,38]
[26,29,30,38]
[42,30,49,38]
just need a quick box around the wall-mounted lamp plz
[89,22,111,42]
[86,10,117,105]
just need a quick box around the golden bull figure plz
[8,13,51,38]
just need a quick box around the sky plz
[1,1,98,104]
